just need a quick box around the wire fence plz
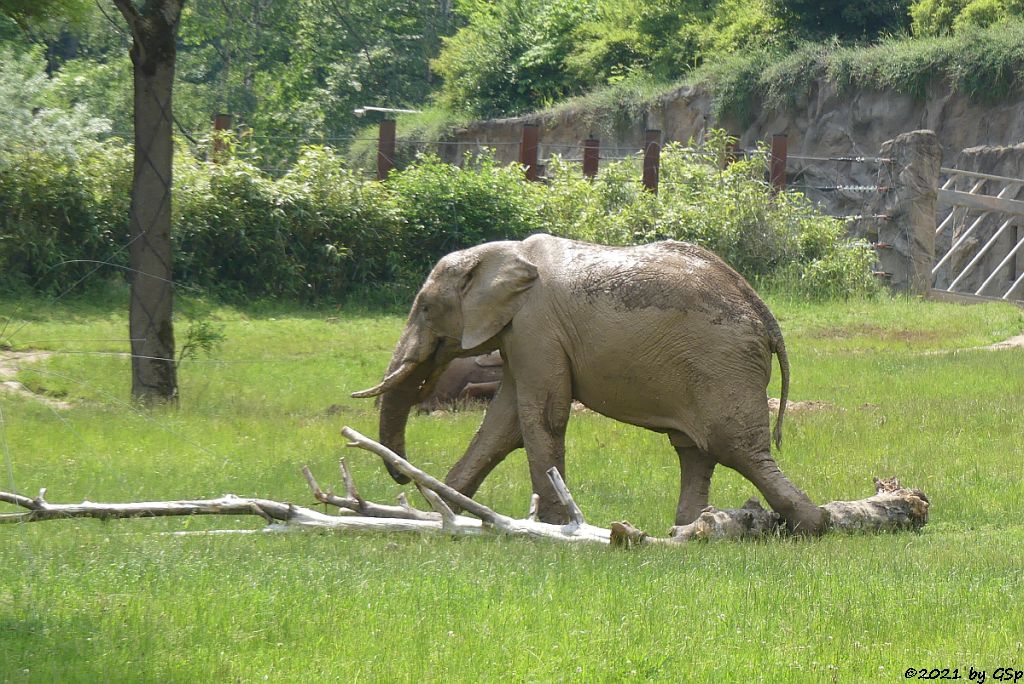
[0,119,907,517]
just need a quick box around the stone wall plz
[439,78,1024,299]
[443,78,1024,211]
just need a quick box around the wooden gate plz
[932,167,1024,302]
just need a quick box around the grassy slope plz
[1,291,1023,682]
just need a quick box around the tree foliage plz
[769,0,912,41]
[434,0,784,117]
[3,0,457,165]
[910,0,1024,35]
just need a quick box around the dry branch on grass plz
[0,427,929,546]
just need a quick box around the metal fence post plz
[212,113,231,163]
[643,129,660,193]
[583,136,599,179]
[770,134,788,193]
[520,123,540,182]
[377,118,397,181]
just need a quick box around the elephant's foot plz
[777,500,829,536]
[731,452,829,537]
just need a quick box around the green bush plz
[0,142,131,293]
[910,0,1024,35]
[539,134,878,299]
[174,148,400,301]
[384,153,542,286]
[0,118,875,302]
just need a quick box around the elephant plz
[416,351,503,412]
[353,234,827,534]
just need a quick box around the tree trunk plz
[116,0,183,403]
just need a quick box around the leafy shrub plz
[384,153,542,287]
[910,0,1024,35]
[1,116,874,302]
[174,148,400,301]
[432,0,590,118]
[795,238,879,298]
[0,44,133,294]
[539,132,878,299]
[769,0,912,40]
[0,141,131,293]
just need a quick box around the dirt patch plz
[811,323,946,344]
[983,334,1024,350]
[0,351,72,410]
[918,332,1024,355]
[767,397,835,414]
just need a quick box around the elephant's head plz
[352,241,538,483]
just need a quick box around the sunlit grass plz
[1,293,1023,682]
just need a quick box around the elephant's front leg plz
[445,370,523,498]
[507,346,574,525]
[674,444,717,525]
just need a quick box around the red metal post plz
[519,123,540,182]
[377,118,397,181]
[583,136,599,179]
[770,133,788,193]
[643,129,661,194]
[212,113,232,163]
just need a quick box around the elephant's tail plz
[771,326,790,451]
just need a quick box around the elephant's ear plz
[460,251,538,350]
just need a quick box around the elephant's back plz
[539,237,768,330]
[537,238,776,449]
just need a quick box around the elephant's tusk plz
[351,361,418,398]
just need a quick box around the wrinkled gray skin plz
[416,352,503,412]
[353,234,827,534]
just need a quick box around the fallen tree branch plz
[823,476,929,533]
[0,429,929,547]
[341,426,611,543]
[301,460,439,522]
[609,478,929,547]
[0,489,452,532]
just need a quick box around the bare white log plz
[822,476,929,533]
[0,429,929,547]
[527,493,540,522]
[0,433,610,543]
[546,466,586,527]
[341,426,612,544]
[0,490,456,533]
[301,461,439,522]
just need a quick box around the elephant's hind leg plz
[728,450,828,535]
[674,444,716,526]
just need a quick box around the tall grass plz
[1,293,1023,682]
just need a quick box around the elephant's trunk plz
[377,379,421,484]
[357,323,445,484]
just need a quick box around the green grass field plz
[2,291,1023,682]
